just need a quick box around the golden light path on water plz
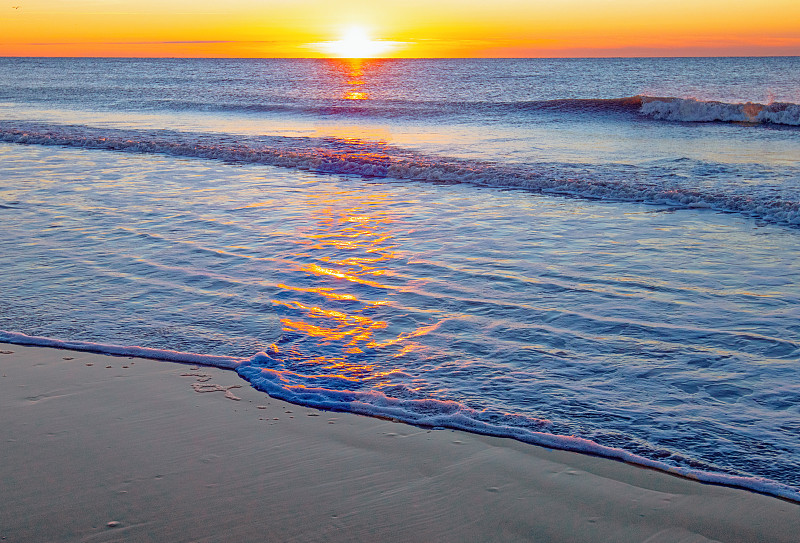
[235,58,449,387]
[263,183,444,386]
[333,58,373,101]
[2,56,800,499]
[344,61,368,101]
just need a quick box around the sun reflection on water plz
[342,60,369,100]
[269,188,441,384]
[255,58,447,380]
[322,58,386,102]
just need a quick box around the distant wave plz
[64,96,645,120]
[639,96,800,126]
[1,121,798,226]
[1,329,798,503]
[32,94,800,126]
[512,96,645,113]
[162,95,800,126]
[513,95,800,126]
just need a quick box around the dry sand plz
[1,342,798,542]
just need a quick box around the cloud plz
[27,40,278,46]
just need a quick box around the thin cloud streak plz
[27,40,278,46]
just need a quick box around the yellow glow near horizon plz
[1,0,799,57]
[311,27,400,58]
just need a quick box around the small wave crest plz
[435,95,800,126]
[2,120,798,226]
[639,96,800,126]
[515,95,800,126]
[187,95,800,126]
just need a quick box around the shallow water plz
[1,57,799,500]
[2,141,799,498]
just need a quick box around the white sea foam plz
[235,353,800,503]
[3,328,797,502]
[2,121,798,227]
[639,96,800,126]
[3,57,800,505]
[0,330,242,368]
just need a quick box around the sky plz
[2,0,800,57]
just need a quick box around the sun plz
[313,26,397,59]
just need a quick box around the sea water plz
[0,57,798,500]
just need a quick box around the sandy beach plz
[0,342,797,542]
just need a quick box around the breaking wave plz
[2,120,798,226]
[151,95,800,126]
[98,95,800,126]
[639,96,800,126]
[507,95,800,126]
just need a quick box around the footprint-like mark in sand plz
[181,370,242,400]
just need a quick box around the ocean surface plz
[1,57,799,500]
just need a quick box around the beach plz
[1,56,799,538]
[2,342,798,542]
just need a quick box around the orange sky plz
[2,0,799,57]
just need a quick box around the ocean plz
[1,57,798,501]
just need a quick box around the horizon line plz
[2,54,800,60]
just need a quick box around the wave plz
[18,93,799,126]
[127,96,800,126]
[639,96,800,126]
[168,95,647,119]
[0,330,241,368]
[1,329,798,503]
[513,96,645,113]
[513,95,800,126]
[185,96,800,127]
[2,121,798,226]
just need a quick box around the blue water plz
[1,57,799,500]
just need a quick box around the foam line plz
[2,329,798,502]
[640,96,800,125]
[236,356,800,503]
[0,330,243,369]
[1,121,798,227]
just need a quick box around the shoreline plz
[2,341,799,542]
[4,330,799,504]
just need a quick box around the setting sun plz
[311,26,399,58]
[2,0,800,57]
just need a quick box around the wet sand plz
[1,342,798,542]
